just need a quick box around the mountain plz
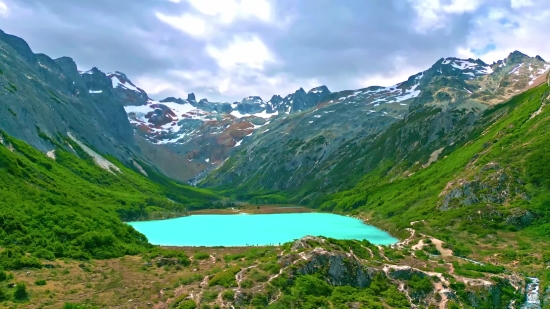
[0,29,225,263]
[0,30,139,166]
[1,28,549,308]
[119,80,333,181]
[202,52,550,196]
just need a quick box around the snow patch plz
[110,74,140,92]
[509,63,524,75]
[67,132,121,174]
[395,83,421,102]
[46,150,56,160]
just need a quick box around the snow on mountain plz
[115,51,550,159]
[441,58,494,76]
[109,72,141,92]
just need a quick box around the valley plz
[0,26,549,309]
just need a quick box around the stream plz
[521,277,541,309]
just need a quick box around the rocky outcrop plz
[505,209,535,229]
[439,164,528,211]
[294,249,379,288]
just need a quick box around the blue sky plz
[0,0,549,102]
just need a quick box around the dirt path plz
[410,234,453,257]
[430,238,453,257]
[392,228,416,249]
[376,246,391,262]
[411,239,425,251]
[433,281,450,309]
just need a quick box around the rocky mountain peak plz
[0,29,37,64]
[296,87,306,94]
[535,55,546,62]
[505,50,530,65]
[54,56,78,72]
[187,93,196,102]
[425,57,493,82]
[308,85,330,94]
[160,97,186,104]
[241,96,264,104]
[268,94,283,104]
[54,56,82,81]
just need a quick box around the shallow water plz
[127,213,398,247]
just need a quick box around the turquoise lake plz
[127,213,398,247]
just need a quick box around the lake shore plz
[188,204,316,215]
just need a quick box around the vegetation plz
[2,51,548,308]
[312,84,550,259]
[269,273,410,309]
[0,132,219,269]
[208,266,241,288]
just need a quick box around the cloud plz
[356,56,427,88]
[456,1,550,63]
[205,35,275,70]
[185,0,272,24]
[0,2,6,16]
[155,12,207,37]
[408,0,483,32]
[510,0,534,9]
[0,0,549,102]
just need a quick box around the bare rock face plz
[0,30,139,165]
[286,237,381,288]
[505,209,535,229]
[439,164,528,211]
[297,251,379,288]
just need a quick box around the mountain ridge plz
[1,28,549,308]
[201,50,550,191]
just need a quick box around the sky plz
[0,0,549,102]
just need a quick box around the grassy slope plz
[2,237,523,308]
[0,131,221,269]
[318,83,550,280]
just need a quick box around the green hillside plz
[318,82,550,276]
[0,131,221,270]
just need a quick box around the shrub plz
[177,300,197,309]
[208,266,241,288]
[193,252,210,260]
[14,282,28,301]
[222,290,234,301]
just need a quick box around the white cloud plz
[155,0,276,40]
[205,35,275,70]
[408,0,483,32]
[151,66,320,101]
[155,12,207,37]
[443,0,483,13]
[0,1,8,16]
[186,0,272,24]
[455,4,550,64]
[510,0,534,9]
[133,76,181,95]
[455,47,476,59]
[356,56,425,88]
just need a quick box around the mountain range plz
[1,28,550,308]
